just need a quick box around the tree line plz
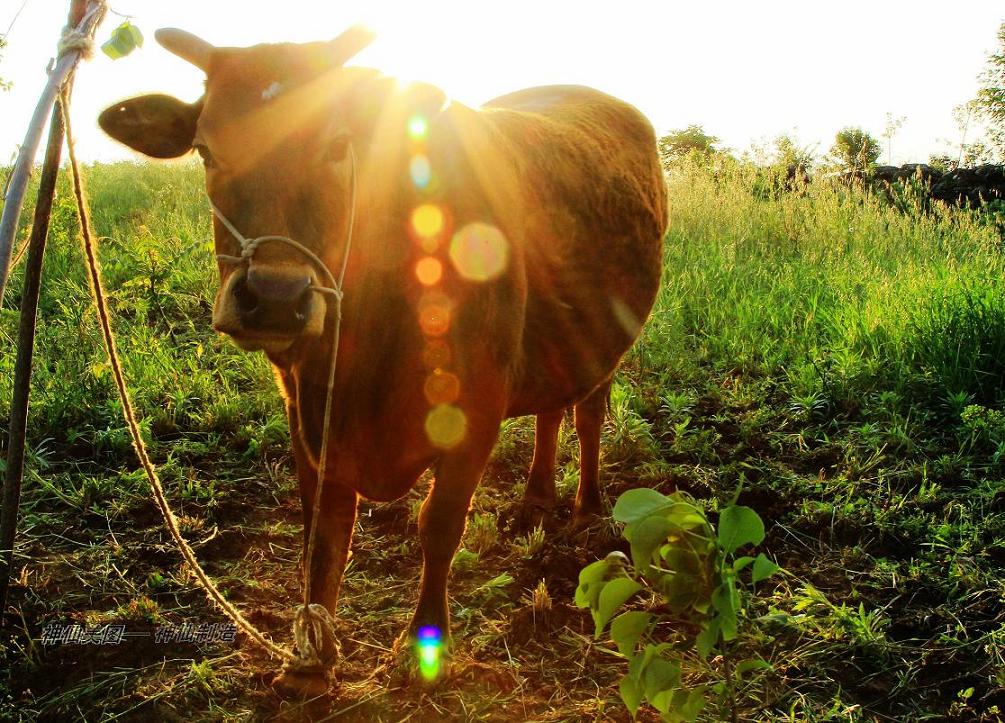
[663,20,1005,176]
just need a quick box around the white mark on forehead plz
[261,81,283,101]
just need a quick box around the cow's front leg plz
[293,434,358,615]
[273,433,358,699]
[411,421,499,648]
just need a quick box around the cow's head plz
[100,27,444,355]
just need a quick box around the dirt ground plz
[3,445,668,721]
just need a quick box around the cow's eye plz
[324,134,350,164]
[194,143,215,168]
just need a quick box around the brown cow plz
[99,26,666,689]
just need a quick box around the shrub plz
[575,488,780,721]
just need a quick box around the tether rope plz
[61,91,358,673]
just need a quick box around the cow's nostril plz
[232,275,259,316]
[294,288,311,323]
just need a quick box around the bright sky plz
[1,1,1002,166]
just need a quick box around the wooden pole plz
[0,0,89,619]
[0,0,97,305]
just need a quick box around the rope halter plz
[211,144,357,304]
[208,144,358,673]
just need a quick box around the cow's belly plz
[505,258,659,417]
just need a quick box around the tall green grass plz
[634,157,1005,417]
[3,158,1004,467]
[1,161,283,469]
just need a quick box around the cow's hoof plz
[271,667,330,699]
[570,505,604,530]
[516,501,554,531]
[380,629,451,688]
[574,498,603,526]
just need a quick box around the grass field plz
[2,158,1005,720]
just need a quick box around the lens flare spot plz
[415,625,442,682]
[408,114,429,141]
[412,204,444,241]
[422,339,451,368]
[610,296,642,338]
[418,291,452,337]
[425,405,467,449]
[410,155,431,189]
[424,370,461,406]
[449,223,509,282]
[415,256,443,286]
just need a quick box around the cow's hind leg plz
[573,377,613,520]
[521,409,564,523]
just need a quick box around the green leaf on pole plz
[102,21,144,60]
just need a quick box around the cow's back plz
[481,86,667,415]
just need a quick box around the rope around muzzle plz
[63,88,358,675]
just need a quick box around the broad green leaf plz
[629,515,674,572]
[752,552,780,583]
[717,505,765,554]
[650,689,673,715]
[671,686,706,722]
[610,611,651,658]
[574,559,611,608]
[662,545,703,576]
[578,559,611,587]
[629,643,658,681]
[665,503,709,532]
[658,571,701,612]
[732,555,755,573]
[695,616,721,658]
[613,487,672,524]
[735,657,772,677]
[618,673,643,717]
[642,657,681,700]
[593,577,642,637]
[101,21,144,60]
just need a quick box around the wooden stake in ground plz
[0,0,104,305]
[0,0,99,618]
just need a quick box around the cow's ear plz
[99,94,200,159]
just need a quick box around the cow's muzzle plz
[213,265,325,351]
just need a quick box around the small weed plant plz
[576,487,780,721]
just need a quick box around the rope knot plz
[288,603,339,671]
[57,2,109,61]
[241,237,263,260]
[57,29,96,60]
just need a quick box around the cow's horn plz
[156,28,214,71]
[329,25,376,66]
